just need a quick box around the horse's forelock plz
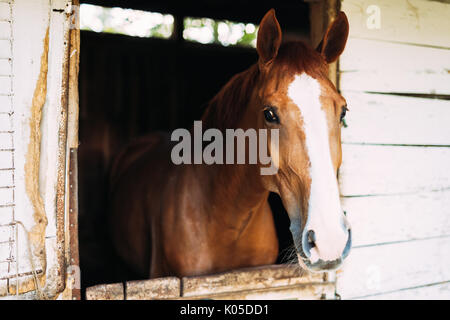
[201,41,328,130]
[274,41,329,78]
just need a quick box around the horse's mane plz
[201,41,328,130]
[201,63,260,131]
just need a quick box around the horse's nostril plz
[302,229,316,258]
[307,230,316,248]
[342,228,352,259]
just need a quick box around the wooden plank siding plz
[357,282,450,300]
[340,70,450,95]
[339,144,450,196]
[337,0,450,299]
[342,190,450,248]
[340,38,450,74]
[341,92,450,145]
[336,237,450,299]
[339,0,450,95]
[340,0,450,49]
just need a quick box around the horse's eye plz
[340,106,348,123]
[264,107,279,124]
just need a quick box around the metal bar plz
[68,148,80,300]
[0,269,43,281]
[53,1,74,294]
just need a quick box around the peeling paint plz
[67,19,80,149]
[22,27,50,294]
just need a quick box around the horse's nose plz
[301,226,352,262]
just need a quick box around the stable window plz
[77,1,338,300]
[0,0,338,300]
[80,4,174,38]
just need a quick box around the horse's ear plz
[257,9,282,68]
[316,12,349,64]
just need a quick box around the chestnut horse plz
[109,9,352,279]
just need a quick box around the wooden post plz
[168,15,184,130]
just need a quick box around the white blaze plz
[288,73,347,262]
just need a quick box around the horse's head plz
[252,9,351,272]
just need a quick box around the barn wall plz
[0,0,14,297]
[0,0,75,299]
[337,0,450,299]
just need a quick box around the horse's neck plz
[194,162,268,223]
[193,66,268,227]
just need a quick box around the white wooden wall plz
[0,0,74,299]
[0,0,14,297]
[337,0,450,299]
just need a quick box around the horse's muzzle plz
[303,257,343,272]
[297,228,352,272]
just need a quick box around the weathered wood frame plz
[82,0,339,301]
[308,0,341,87]
[85,265,335,300]
[0,0,80,300]
[0,0,351,300]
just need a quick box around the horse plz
[108,9,352,279]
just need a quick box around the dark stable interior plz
[78,0,311,293]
